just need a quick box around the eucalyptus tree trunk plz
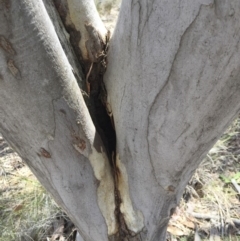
[1,0,240,241]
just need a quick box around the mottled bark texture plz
[0,1,115,240]
[1,0,240,241]
[105,0,240,240]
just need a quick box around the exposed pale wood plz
[105,1,240,240]
[52,0,107,62]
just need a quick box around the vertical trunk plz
[105,1,240,240]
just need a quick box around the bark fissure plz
[50,1,133,237]
[69,14,146,239]
[52,4,139,235]
[83,27,144,240]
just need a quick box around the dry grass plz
[168,116,240,241]
[0,147,63,241]
[0,151,76,241]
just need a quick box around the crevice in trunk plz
[84,38,142,240]
[51,2,142,238]
[87,62,116,160]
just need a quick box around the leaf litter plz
[167,115,240,241]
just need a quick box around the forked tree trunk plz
[0,0,240,241]
[0,1,116,240]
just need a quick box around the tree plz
[1,0,240,240]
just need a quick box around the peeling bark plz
[52,0,107,64]
[115,155,144,233]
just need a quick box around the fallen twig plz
[188,212,240,225]
[231,179,240,194]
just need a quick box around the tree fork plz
[1,1,240,241]
[51,1,147,239]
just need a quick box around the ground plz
[166,115,240,241]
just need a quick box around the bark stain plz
[7,59,21,79]
[0,35,15,55]
[59,109,66,115]
[77,139,86,151]
[38,148,51,158]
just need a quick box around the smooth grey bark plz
[105,0,240,240]
[1,0,240,241]
[0,1,116,240]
